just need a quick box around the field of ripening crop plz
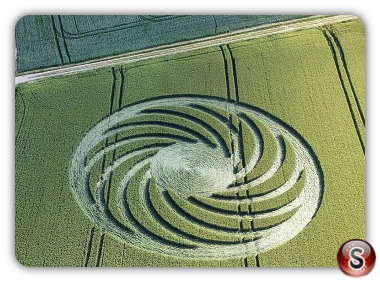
[15,17,365,267]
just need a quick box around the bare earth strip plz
[15,15,357,86]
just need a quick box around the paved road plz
[15,15,357,86]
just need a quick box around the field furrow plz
[322,28,365,154]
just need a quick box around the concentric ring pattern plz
[70,95,324,259]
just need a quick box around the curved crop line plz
[187,103,241,169]
[223,134,295,199]
[250,171,306,215]
[117,133,197,144]
[249,170,304,199]
[190,171,304,217]
[86,142,167,176]
[164,190,241,233]
[125,165,196,249]
[116,159,169,236]
[215,134,285,197]
[252,195,303,220]
[251,207,300,232]
[106,121,216,148]
[187,104,240,155]
[160,191,260,245]
[147,182,237,246]
[234,113,264,179]
[249,169,304,202]
[91,147,161,207]
[146,177,256,245]
[89,133,197,162]
[117,160,195,248]
[188,104,238,132]
[244,138,297,198]
[187,196,239,215]
[140,108,231,157]
[140,174,198,248]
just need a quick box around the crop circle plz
[70,95,324,259]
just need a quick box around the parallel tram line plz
[50,16,71,65]
[57,15,72,63]
[328,28,365,126]
[92,66,119,267]
[83,227,95,267]
[105,66,125,207]
[95,233,105,267]
[219,45,238,185]
[50,15,64,65]
[220,43,258,267]
[322,28,365,154]
[227,43,258,266]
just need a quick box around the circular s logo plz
[338,239,376,277]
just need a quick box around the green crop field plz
[15,18,365,267]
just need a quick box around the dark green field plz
[15,15,307,73]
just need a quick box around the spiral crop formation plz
[70,95,324,259]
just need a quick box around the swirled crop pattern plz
[70,95,323,259]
